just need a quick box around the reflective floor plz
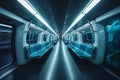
[2,41,117,80]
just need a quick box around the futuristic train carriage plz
[0,0,120,80]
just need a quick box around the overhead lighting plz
[35,14,57,35]
[17,0,37,15]
[83,0,101,14]
[63,0,101,37]
[0,23,12,28]
[63,14,85,36]
[17,0,58,36]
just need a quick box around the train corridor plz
[0,0,120,80]
[1,41,117,80]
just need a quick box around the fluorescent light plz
[63,0,101,37]
[71,14,85,28]
[63,14,85,36]
[35,14,49,27]
[83,0,101,14]
[0,23,12,28]
[17,0,58,36]
[17,0,37,15]
[35,14,57,36]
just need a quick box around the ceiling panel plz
[62,0,120,34]
[0,0,120,35]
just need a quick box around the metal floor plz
[2,41,117,80]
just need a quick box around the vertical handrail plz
[87,20,95,59]
[83,13,96,59]
[27,21,32,57]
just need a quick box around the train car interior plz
[0,0,120,80]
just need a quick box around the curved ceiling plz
[0,0,120,35]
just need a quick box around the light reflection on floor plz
[37,41,81,80]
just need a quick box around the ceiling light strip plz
[17,0,37,15]
[0,23,12,28]
[63,0,101,36]
[17,0,57,36]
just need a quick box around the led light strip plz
[63,0,101,37]
[17,0,58,36]
[0,23,12,28]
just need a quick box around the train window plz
[105,15,120,75]
[43,34,47,42]
[86,33,92,40]
[73,34,77,41]
[26,28,39,44]
[81,28,95,44]
[0,24,13,69]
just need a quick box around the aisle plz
[38,41,81,80]
[2,41,116,80]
